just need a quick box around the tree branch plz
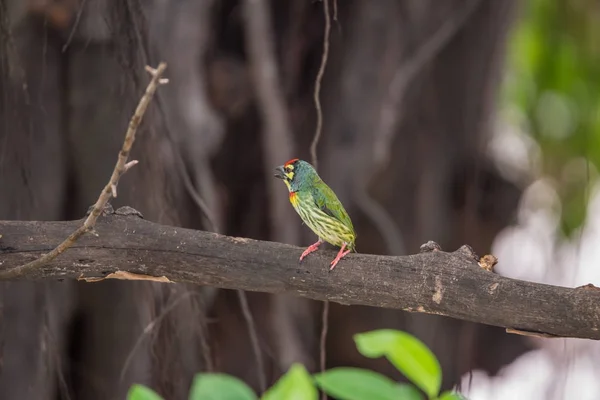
[1,213,600,340]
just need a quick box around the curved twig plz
[237,289,267,393]
[0,63,168,279]
[309,0,331,172]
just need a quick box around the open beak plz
[274,165,286,179]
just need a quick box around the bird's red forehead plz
[284,158,299,167]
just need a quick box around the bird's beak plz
[274,165,286,179]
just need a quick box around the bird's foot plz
[299,240,323,263]
[329,243,351,271]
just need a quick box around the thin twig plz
[194,289,216,372]
[354,186,406,255]
[237,289,267,393]
[0,63,168,279]
[320,300,330,400]
[120,291,197,381]
[309,0,331,172]
[332,0,341,36]
[332,0,338,21]
[62,0,88,52]
[177,156,219,233]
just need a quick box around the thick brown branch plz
[1,213,600,340]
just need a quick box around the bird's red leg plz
[299,239,323,262]
[329,243,351,271]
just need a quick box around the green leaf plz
[261,363,317,400]
[438,391,466,400]
[396,384,425,400]
[127,384,164,400]
[354,329,441,398]
[314,367,422,400]
[189,373,257,400]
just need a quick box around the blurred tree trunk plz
[0,8,72,399]
[0,0,531,398]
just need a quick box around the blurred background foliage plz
[502,0,600,236]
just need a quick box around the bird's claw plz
[299,241,322,263]
[329,245,351,272]
[329,259,339,272]
[329,257,343,271]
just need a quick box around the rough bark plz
[2,213,600,341]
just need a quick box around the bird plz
[274,158,356,271]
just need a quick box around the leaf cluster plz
[127,329,465,400]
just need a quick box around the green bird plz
[274,158,356,270]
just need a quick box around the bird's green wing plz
[311,182,355,232]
